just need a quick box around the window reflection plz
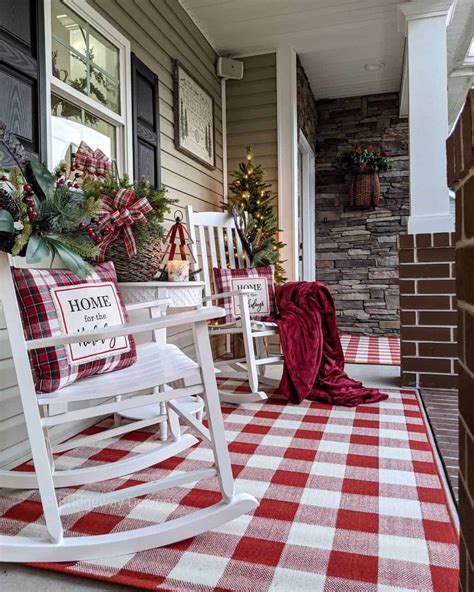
[51,94,116,168]
[51,0,120,114]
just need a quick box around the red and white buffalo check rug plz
[1,382,457,591]
[341,334,401,366]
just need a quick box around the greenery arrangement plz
[82,174,176,260]
[225,147,286,283]
[0,156,101,278]
[339,145,393,173]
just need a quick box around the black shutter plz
[131,53,161,187]
[0,0,46,166]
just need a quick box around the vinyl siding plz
[226,53,278,201]
[225,53,280,352]
[87,0,224,356]
[0,0,223,468]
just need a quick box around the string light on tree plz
[223,145,286,283]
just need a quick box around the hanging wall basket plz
[349,171,381,208]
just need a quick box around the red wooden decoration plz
[158,211,196,267]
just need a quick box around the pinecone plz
[0,188,20,220]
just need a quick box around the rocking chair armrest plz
[125,298,172,312]
[203,289,253,302]
[25,306,226,351]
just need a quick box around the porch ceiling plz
[179,0,405,99]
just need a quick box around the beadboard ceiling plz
[179,0,405,99]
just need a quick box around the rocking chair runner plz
[186,206,282,405]
[0,252,257,562]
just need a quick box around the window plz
[47,0,132,172]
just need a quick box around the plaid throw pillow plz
[213,265,277,324]
[13,262,136,394]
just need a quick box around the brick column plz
[399,232,457,389]
[450,90,474,592]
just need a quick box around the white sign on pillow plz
[50,282,130,364]
[230,277,270,317]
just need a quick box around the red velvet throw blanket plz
[272,282,388,407]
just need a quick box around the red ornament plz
[28,211,38,220]
[79,222,86,229]
[26,198,35,207]
[1,175,8,182]
[23,184,32,192]
[73,183,80,189]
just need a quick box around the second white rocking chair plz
[0,252,257,562]
[186,206,282,405]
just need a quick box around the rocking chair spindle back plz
[185,206,282,405]
[186,206,247,301]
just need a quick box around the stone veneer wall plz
[449,90,473,592]
[297,57,317,152]
[315,93,409,335]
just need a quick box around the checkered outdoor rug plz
[341,334,401,366]
[1,381,457,591]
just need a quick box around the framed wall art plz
[173,60,215,169]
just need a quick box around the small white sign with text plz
[231,277,270,318]
[50,282,130,364]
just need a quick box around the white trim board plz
[276,46,298,282]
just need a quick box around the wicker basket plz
[106,238,163,282]
[349,171,381,208]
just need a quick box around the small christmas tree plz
[225,146,285,283]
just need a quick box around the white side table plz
[120,281,204,310]
[119,281,206,438]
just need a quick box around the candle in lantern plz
[167,260,190,282]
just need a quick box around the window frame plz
[44,0,133,174]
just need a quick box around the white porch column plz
[276,45,298,281]
[398,0,455,234]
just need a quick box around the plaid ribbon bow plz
[97,188,153,261]
[72,141,112,178]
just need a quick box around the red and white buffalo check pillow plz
[213,265,277,324]
[13,262,136,393]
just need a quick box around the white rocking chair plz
[186,206,282,405]
[0,252,257,562]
